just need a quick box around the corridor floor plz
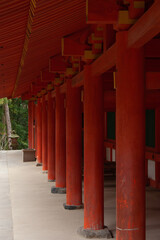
[0,150,160,240]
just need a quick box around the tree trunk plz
[4,100,12,150]
[0,104,7,150]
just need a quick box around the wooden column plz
[42,95,48,172]
[28,101,33,149]
[155,108,160,187]
[31,102,35,149]
[64,79,83,209]
[51,87,66,193]
[36,98,42,166]
[116,31,145,240]
[35,103,37,155]
[84,65,104,229]
[78,65,112,238]
[47,92,56,181]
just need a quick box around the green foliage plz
[0,98,4,105]
[8,98,28,149]
[0,101,7,149]
[0,104,5,135]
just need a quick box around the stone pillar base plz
[36,162,42,167]
[48,179,56,182]
[63,203,83,210]
[42,170,48,174]
[51,187,66,194]
[77,226,113,239]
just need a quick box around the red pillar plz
[78,65,111,238]
[51,87,66,193]
[36,98,42,166]
[155,108,160,187]
[83,65,104,230]
[116,31,145,240]
[35,103,37,155]
[42,95,48,172]
[47,92,56,182]
[28,101,33,149]
[155,108,160,152]
[31,102,35,149]
[64,79,83,209]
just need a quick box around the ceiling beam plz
[71,44,116,87]
[50,55,66,73]
[86,0,118,24]
[104,89,160,109]
[62,30,89,56]
[91,43,116,76]
[128,1,160,48]
[60,82,66,93]
[41,69,55,82]
[72,70,84,87]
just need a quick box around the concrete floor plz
[0,150,160,240]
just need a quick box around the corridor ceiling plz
[0,0,86,98]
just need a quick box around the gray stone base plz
[42,170,48,174]
[77,226,113,239]
[63,203,84,210]
[48,179,56,182]
[36,162,42,167]
[51,187,66,194]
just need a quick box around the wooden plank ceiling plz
[0,0,30,98]
[0,0,86,98]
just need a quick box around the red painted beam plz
[32,84,46,95]
[146,72,160,90]
[41,68,55,82]
[50,55,66,73]
[103,25,116,52]
[51,90,56,98]
[145,39,160,58]
[62,37,87,57]
[72,58,160,91]
[72,70,84,87]
[71,37,160,88]
[128,1,160,48]
[30,80,48,96]
[60,82,66,94]
[71,44,116,87]
[128,0,145,19]
[62,28,91,57]
[86,0,118,24]
[34,77,48,87]
[91,43,116,76]
[30,77,49,96]
[104,90,160,108]
[21,92,32,100]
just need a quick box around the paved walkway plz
[0,151,13,240]
[0,150,160,240]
